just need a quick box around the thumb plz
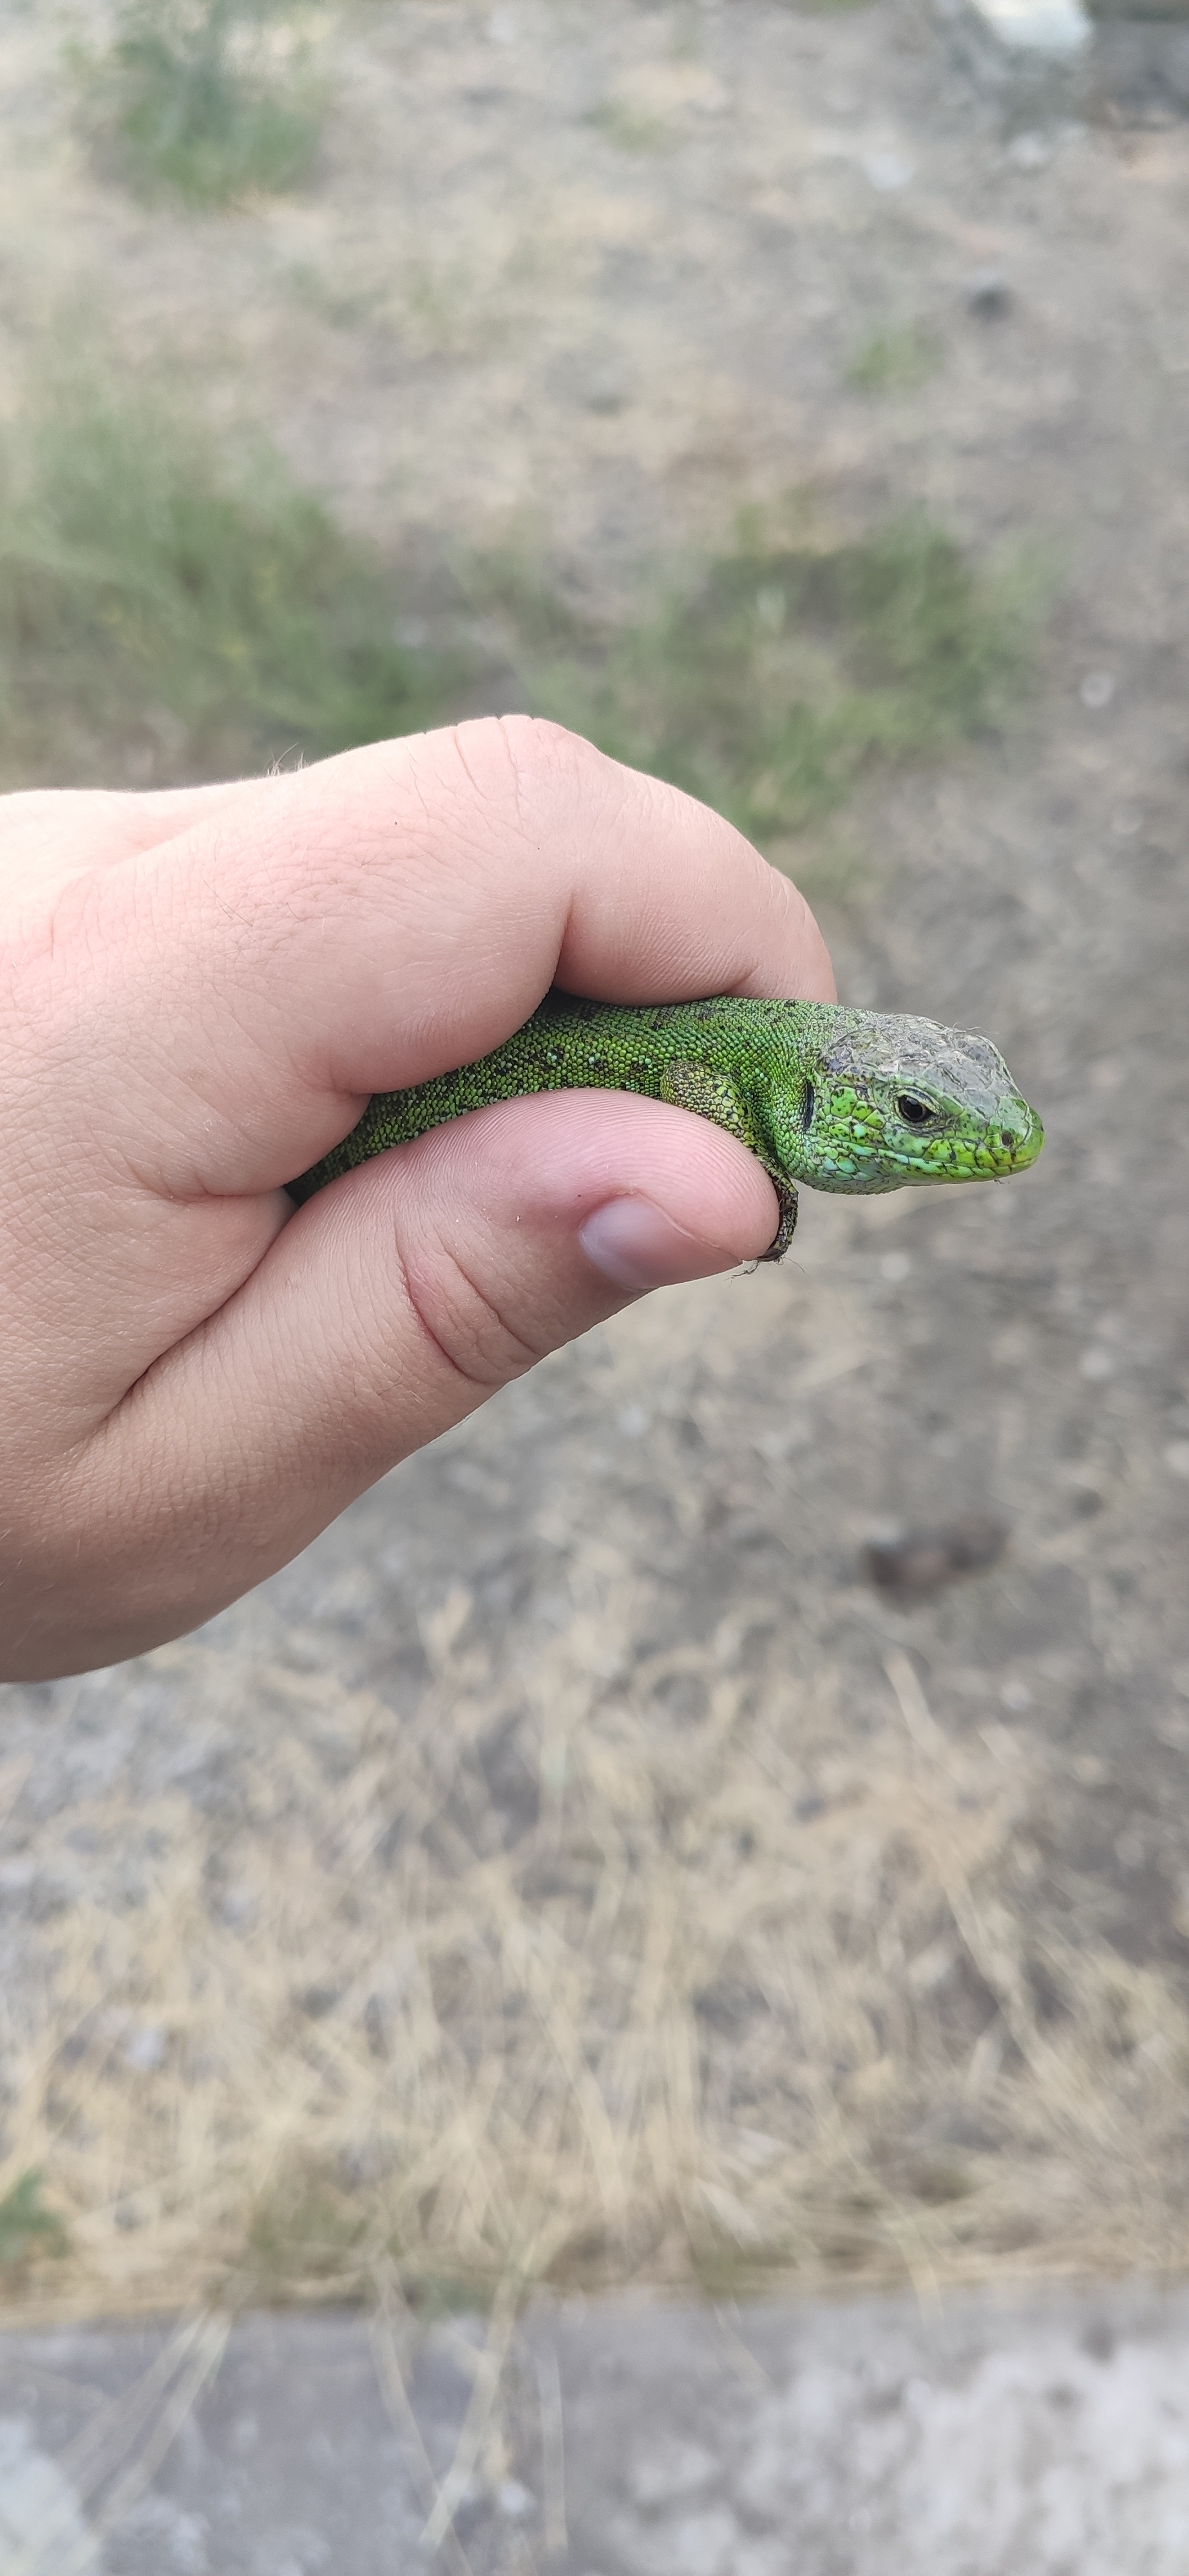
[22,1094,778,1676]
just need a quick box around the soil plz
[1,0,1188,2318]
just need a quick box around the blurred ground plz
[5,2283,1189,2572]
[1,0,1189,2363]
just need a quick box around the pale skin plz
[0,717,835,1682]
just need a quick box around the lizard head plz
[787,1009,1044,1194]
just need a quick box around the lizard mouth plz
[975,1106,1043,1178]
[1005,1107,1044,1171]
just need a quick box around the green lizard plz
[287,992,1043,1256]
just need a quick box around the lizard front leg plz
[757,1178,799,1261]
[660,1062,798,1262]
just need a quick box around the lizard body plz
[287,992,1043,1256]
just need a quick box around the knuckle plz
[494,710,590,770]
[489,712,604,809]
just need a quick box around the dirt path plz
[6,2284,1189,2574]
[1,0,1188,2318]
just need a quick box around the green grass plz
[493,510,1030,848]
[0,380,1030,829]
[0,381,467,789]
[73,0,323,207]
[245,2166,370,2295]
[586,98,677,154]
[848,323,944,395]
[0,2172,68,2270]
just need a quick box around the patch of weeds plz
[689,2236,800,2300]
[243,2174,510,2308]
[0,2171,69,2270]
[397,2268,502,2322]
[245,2168,370,2293]
[490,509,1032,849]
[848,323,944,395]
[285,261,385,332]
[586,97,676,153]
[71,0,325,207]
[0,377,1034,837]
[0,378,470,789]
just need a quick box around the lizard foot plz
[757,1179,798,1263]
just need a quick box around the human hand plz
[1,719,834,1678]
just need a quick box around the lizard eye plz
[896,1094,935,1126]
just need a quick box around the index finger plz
[32,717,837,1196]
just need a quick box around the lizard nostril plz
[1000,1130,1015,1150]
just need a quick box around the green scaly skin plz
[287,991,1043,1256]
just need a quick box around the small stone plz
[1080,1347,1114,1381]
[864,149,915,191]
[966,268,1013,319]
[498,2479,535,2517]
[1008,129,1052,168]
[862,1516,1008,1598]
[123,2025,166,2074]
[297,1985,339,2020]
[1080,669,1116,709]
[582,373,631,416]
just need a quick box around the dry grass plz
[3,1540,1187,2325]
